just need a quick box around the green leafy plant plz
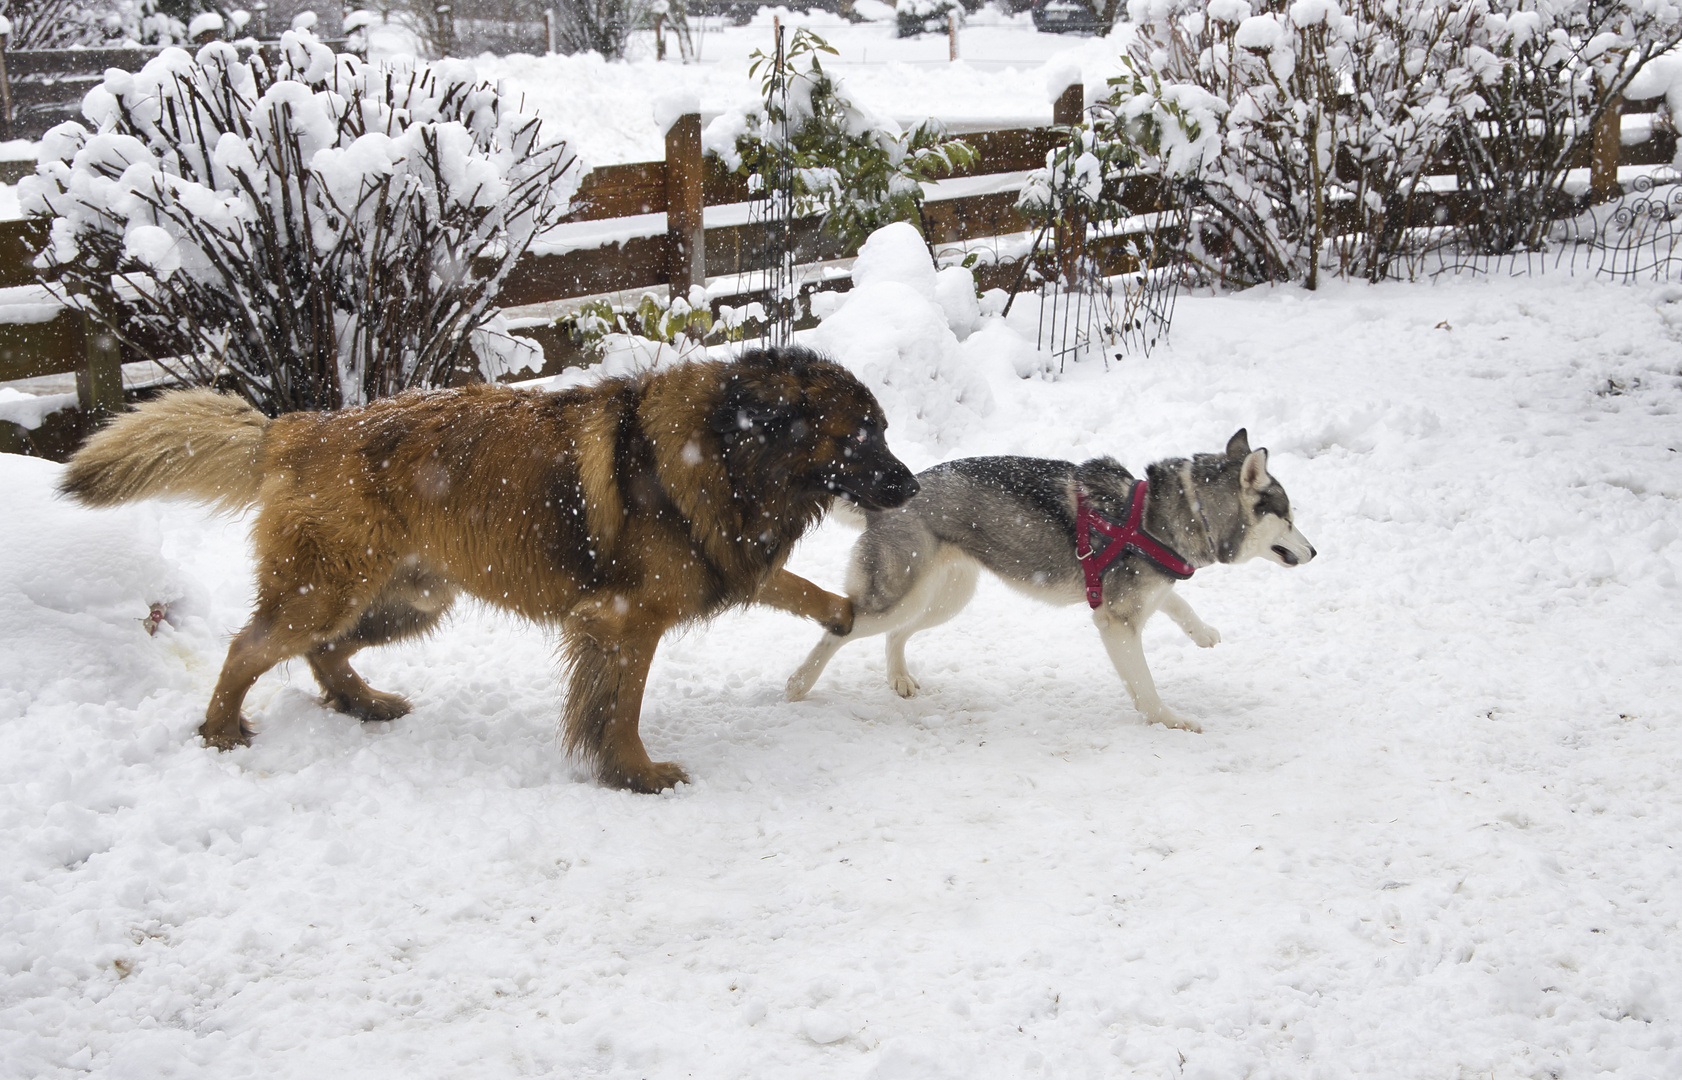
[561,289,745,363]
[1012,82,1192,306]
[708,29,976,254]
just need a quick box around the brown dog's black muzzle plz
[828,448,919,511]
[866,466,919,510]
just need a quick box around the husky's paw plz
[1151,710,1202,733]
[786,670,815,702]
[889,672,920,698]
[1187,624,1221,649]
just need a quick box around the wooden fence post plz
[1053,81,1083,127]
[1591,97,1622,203]
[1053,82,1085,286]
[75,314,123,416]
[0,29,13,142]
[666,111,705,302]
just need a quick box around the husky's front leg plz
[1094,610,1201,732]
[1158,591,1220,648]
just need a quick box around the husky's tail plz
[58,389,271,513]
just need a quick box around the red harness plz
[1075,479,1196,608]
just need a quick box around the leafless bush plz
[23,36,579,414]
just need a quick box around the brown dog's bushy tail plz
[59,389,272,513]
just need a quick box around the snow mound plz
[0,456,211,720]
[812,222,996,449]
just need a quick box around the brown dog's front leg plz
[753,568,854,636]
[561,609,687,793]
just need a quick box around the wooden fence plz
[0,39,356,140]
[0,85,1083,425]
[0,82,1674,457]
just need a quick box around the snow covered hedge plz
[1103,0,1682,286]
[21,34,580,415]
[5,0,251,49]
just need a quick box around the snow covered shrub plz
[550,0,650,58]
[897,0,958,39]
[1447,1,1682,254]
[137,0,232,44]
[22,35,578,415]
[1013,102,1195,355]
[3,0,126,48]
[1116,0,1682,284]
[704,29,975,254]
[1116,0,1490,285]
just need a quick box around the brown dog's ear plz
[709,373,800,442]
[1240,448,1271,490]
[1225,429,1251,459]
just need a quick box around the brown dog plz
[60,346,918,791]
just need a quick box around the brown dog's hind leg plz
[308,647,415,723]
[308,575,457,723]
[203,613,293,749]
[204,587,372,748]
[561,608,686,793]
[753,568,854,636]
[202,540,401,749]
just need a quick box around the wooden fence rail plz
[0,83,1675,452]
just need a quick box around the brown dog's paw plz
[822,597,855,638]
[200,717,254,750]
[324,689,413,723]
[608,760,690,794]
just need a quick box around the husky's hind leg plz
[787,608,903,701]
[883,554,979,697]
[787,514,932,701]
[787,555,977,701]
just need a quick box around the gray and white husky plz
[786,430,1316,731]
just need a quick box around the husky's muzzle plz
[1269,526,1317,567]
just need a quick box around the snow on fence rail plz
[0,83,1673,457]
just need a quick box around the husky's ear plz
[1225,429,1251,459]
[1240,448,1271,491]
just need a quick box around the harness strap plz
[1075,479,1196,609]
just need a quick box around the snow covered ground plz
[4,249,1682,1077]
[4,10,1682,1078]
